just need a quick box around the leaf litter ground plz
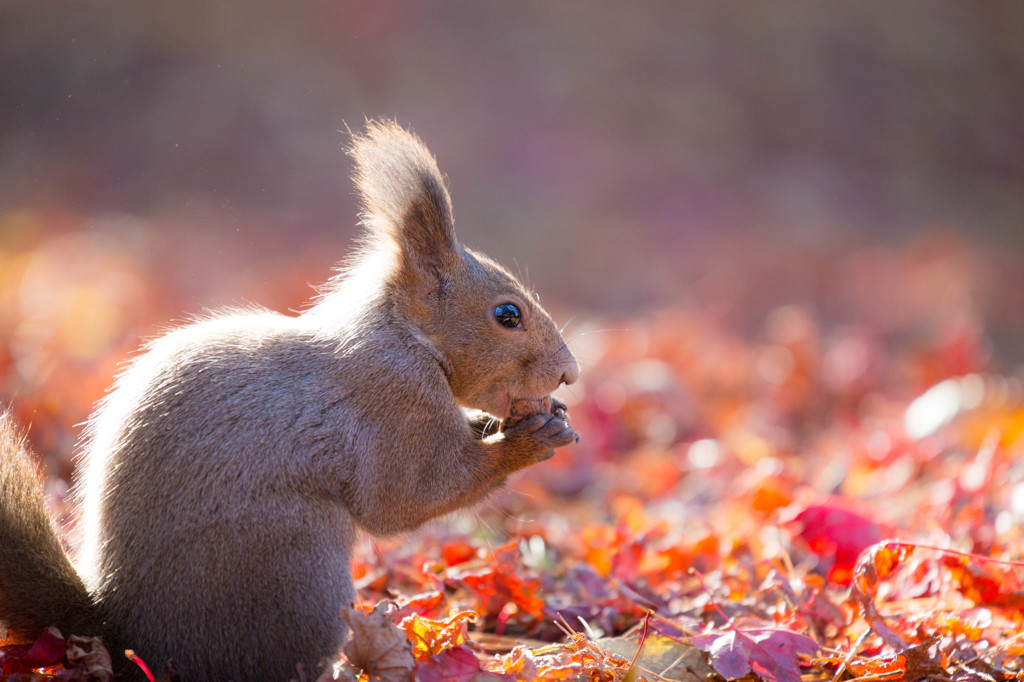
[2,230,1024,681]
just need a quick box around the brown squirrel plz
[0,121,580,681]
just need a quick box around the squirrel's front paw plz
[501,410,578,462]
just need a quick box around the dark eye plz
[493,303,522,329]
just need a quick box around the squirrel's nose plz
[559,352,580,387]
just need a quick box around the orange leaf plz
[398,611,477,662]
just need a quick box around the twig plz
[828,629,870,682]
[623,611,652,679]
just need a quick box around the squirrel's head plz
[342,120,579,417]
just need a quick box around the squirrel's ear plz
[349,121,459,272]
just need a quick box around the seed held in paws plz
[501,396,553,431]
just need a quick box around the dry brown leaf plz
[340,604,415,682]
[66,635,114,682]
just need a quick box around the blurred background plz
[1,1,1023,483]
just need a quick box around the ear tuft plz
[348,121,459,269]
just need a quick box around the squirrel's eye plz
[494,303,522,329]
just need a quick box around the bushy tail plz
[0,413,98,637]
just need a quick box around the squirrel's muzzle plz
[558,347,580,387]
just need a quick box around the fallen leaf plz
[787,500,884,584]
[398,611,477,661]
[0,626,67,674]
[483,646,540,679]
[690,627,819,682]
[66,635,113,682]
[597,633,715,682]
[341,604,415,682]
[413,645,512,682]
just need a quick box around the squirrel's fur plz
[0,121,580,681]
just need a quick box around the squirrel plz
[0,121,580,681]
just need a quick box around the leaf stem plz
[623,611,651,682]
[125,649,156,682]
[879,540,1024,569]
[689,567,737,629]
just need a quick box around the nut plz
[500,396,553,432]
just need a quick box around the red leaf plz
[691,628,819,682]
[413,645,513,682]
[393,589,446,620]
[942,554,1024,606]
[848,541,913,650]
[451,542,546,624]
[442,539,480,567]
[787,500,884,584]
[0,626,67,673]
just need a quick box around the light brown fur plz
[0,121,579,681]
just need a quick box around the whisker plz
[544,339,599,367]
[571,327,628,338]
[557,386,580,400]
[550,327,629,360]
[546,340,570,361]
[481,494,535,526]
[504,485,537,502]
[473,507,496,536]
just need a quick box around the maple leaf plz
[340,604,416,682]
[412,645,513,682]
[849,541,914,649]
[942,554,1024,607]
[66,635,114,682]
[484,646,540,680]
[398,611,477,662]
[450,542,546,628]
[690,627,819,682]
[0,626,67,675]
[442,539,481,567]
[393,590,447,621]
[839,638,947,680]
[786,499,885,585]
